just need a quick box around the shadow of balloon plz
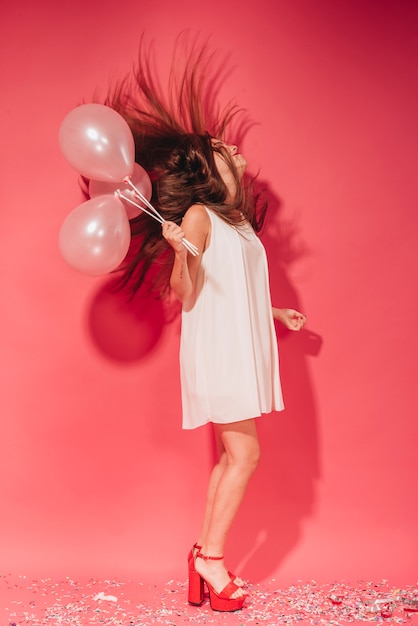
[86,277,166,362]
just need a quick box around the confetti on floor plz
[1,574,417,625]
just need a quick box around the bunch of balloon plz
[58,103,153,276]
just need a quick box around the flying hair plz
[97,34,267,297]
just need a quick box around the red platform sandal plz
[187,551,205,606]
[188,551,246,612]
[188,544,245,587]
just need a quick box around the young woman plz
[105,40,306,612]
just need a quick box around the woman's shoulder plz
[181,204,212,252]
[182,204,211,229]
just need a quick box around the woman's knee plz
[216,420,261,474]
[247,441,261,472]
[234,440,260,475]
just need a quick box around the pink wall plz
[1,0,417,586]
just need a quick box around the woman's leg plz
[195,418,260,596]
[195,431,227,549]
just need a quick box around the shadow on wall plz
[86,277,173,362]
[222,180,323,582]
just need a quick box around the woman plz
[106,40,306,612]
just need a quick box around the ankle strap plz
[196,551,224,561]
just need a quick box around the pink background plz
[1,0,417,588]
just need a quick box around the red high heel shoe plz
[188,551,246,612]
[188,550,205,606]
[187,543,201,565]
[188,544,245,587]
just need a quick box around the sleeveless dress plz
[180,207,284,430]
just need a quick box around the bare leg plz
[195,418,260,597]
[195,430,227,548]
[194,430,245,586]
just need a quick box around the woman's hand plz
[272,307,307,331]
[162,221,187,255]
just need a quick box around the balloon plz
[59,195,131,276]
[59,103,135,182]
[89,162,152,219]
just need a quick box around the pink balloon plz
[59,104,135,182]
[59,195,131,276]
[89,162,152,219]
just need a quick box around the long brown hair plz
[101,35,267,296]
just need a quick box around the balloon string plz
[116,187,199,257]
[124,179,199,255]
[116,191,163,223]
[124,178,164,224]
[123,178,198,256]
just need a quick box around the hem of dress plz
[181,406,285,430]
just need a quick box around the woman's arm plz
[162,204,210,305]
[272,307,307,331]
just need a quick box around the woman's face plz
[212,140,247,195]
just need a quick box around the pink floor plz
[1,575,417,625]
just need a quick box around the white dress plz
[180,207,284,430]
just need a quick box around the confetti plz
[0,574,417,625]
[94,591,118,602]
